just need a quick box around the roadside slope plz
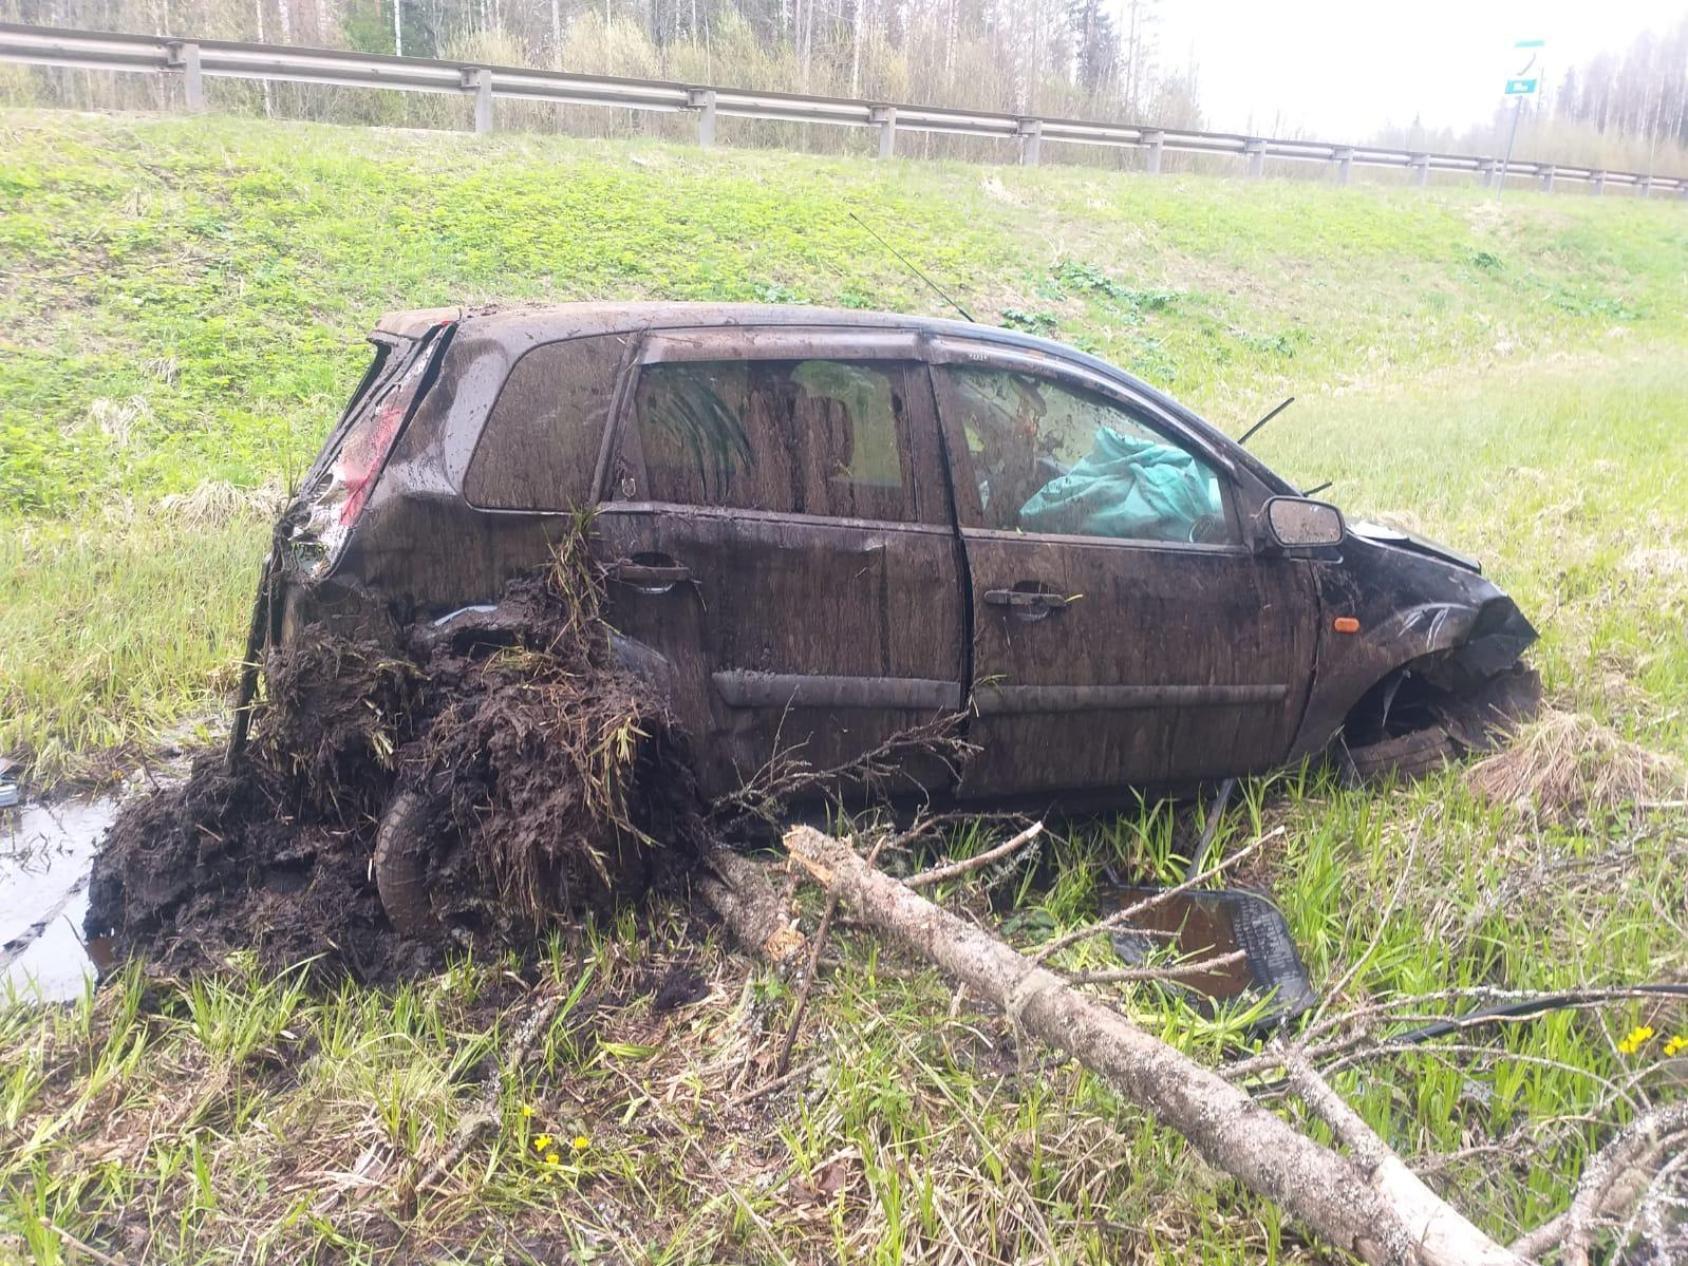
[2,106,1686,775]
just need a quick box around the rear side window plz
[464,334,630,511]
[633,359,916,522]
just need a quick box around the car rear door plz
[929,338,1318,799]
[595,326,967,800]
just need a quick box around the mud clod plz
[87,538,704,981]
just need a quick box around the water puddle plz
[1,798,118,1002]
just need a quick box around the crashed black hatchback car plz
[260,303,1537,811]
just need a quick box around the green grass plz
[1,106,1686,1263]
[4,109,1688,778]
[1,781,1682,1263]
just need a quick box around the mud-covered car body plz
[268,303,1536,803]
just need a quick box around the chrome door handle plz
[983,588,1069,611]
[608,556,692,593]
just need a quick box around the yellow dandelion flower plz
[1617,1025,1656,1055]
[520,1104,535,1118]
[532,1133,553,1153]
[544,1151,561,1166]
[571,1135,590,1152]
[1665,1034,1687,1058]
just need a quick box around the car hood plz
[1350,520,1481,575]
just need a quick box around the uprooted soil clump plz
[86,538,705,980]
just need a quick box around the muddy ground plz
[84,546,708,981]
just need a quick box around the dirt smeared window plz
[940,366,1236,545]
[634,359,916,522]
[464,334,631,511]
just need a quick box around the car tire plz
[1433,663,1543,752]
[372,790,441,940]
[1344,725,1457,784]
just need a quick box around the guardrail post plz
[1332,146,1354,185]
[1410,153,1429,187]
[1590,171,1605,196]
[1538,164,1554,194]
[1017,119,1042,167]
[1245,138,1266,180]
[871,105,897,159]
[689,88,717,148]
[165,40,205,111]
[1639,174,1653,199]
[1143,129,1164,175]
[1477,159,1496,189]
[461,68,493,133]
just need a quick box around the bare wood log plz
[1286,1057,1523,1266]
[784,825,1524,1266]
[695,848,805,965]
[773,834,893,1077]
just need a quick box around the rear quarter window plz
[463,334,631,511]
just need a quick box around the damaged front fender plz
[1360,595,1537,691]
[1290,532,1540,763]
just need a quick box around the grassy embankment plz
[1,109,1686,1264]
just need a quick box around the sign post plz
[1497,38,1544,199]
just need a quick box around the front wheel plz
[372,790,441,940]
[1342,725,1457,784]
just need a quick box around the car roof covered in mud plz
[372,301,1270,479]
[378,301,1023,347]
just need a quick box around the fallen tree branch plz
[783,824,1525,1266]
[772,834,894,1077]
[1225,984,1685,1084]
[724,1056,824,1109]
[904,820,1044,889]
[711,710,976,831]
[1286,1055,1522,1266]
[46,1224,128,1266]
[1068,948,1248,986]
[1512,1103,1688,1265]
[695,848,805,966]
[397,985,574,1213]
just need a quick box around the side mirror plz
[1260,496,1345,550]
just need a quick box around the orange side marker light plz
[1333,617,1361,635]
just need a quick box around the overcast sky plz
[1150,0,1687,139]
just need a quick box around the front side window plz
[634,359,914,521]
[938,365,1235,544]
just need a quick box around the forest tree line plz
[2,0,1684,176]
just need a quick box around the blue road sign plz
[1505,39,1543,96]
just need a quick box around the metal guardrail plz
[4,21,1685,196]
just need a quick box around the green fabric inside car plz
[1018,426,1221,542]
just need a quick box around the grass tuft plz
[1466,708,1687,823]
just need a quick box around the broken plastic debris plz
[1099,883,1316,1028]
[432,604,499,626]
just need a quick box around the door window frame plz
[607,326,952,530]
[926,337,1251,554]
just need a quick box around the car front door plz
[930,340,1319,799]
[595,327,967,800]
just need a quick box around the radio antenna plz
[1239,396,1294,446]
[847,211,976,323]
